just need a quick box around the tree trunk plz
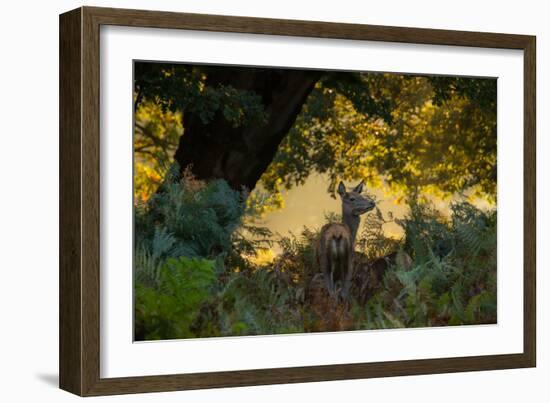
[174,67,322,191]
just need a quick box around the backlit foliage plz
[261,74,496,202]
[134,65,496,205]
[134,101,182,203]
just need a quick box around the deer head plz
[337,181,375,243]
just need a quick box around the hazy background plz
[252,172,493,258]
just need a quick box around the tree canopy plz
[133,62,496,205]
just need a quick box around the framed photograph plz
[59,6,536,396]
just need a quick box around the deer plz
[316,181,375,300]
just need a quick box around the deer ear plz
[353,181,365,193]
[337,181,346,197]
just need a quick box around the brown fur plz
[316,223,353,299]
[314,181,376,300]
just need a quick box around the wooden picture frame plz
[59,6,536,396]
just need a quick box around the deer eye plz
[349,197,355,201]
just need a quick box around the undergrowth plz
[134,170,497,340]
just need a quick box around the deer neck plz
[342,210,360,245]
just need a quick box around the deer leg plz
[330,238,340,296]
[329,241,339,296]
[341,252,354,302]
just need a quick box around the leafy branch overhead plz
[263,74,496,200]
[134,62,496,203]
